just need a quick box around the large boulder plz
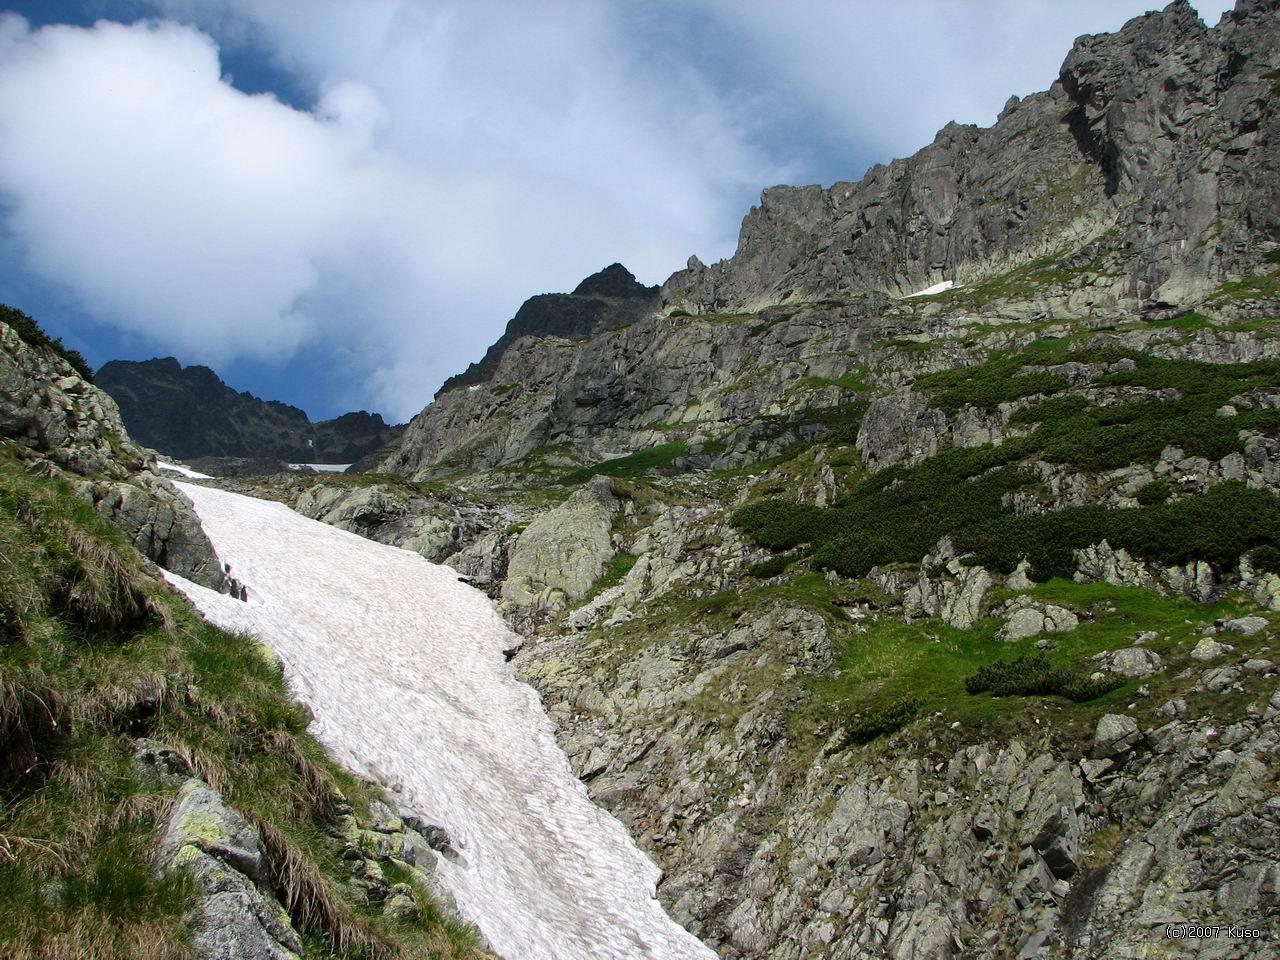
[856,391,949,471]
[1097,647,1164,678]
[903,541,993,630]
[500,476,618,623]
[1000,602,1079,641]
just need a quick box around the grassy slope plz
[0,444,483,960]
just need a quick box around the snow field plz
[162,482,714,960]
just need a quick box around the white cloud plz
[0,7,780,419]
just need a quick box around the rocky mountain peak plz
[571,262,657,300]
[654,0,1277,314]
[435,263,660,396]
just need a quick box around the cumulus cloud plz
[0,6,780,419]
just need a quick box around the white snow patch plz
[162,483,714,960]
[905,279,956,298]
[288,463,353,473]
[156,461,212,479]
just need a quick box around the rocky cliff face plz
[96,356,402,464]
[662,0,1278,312]
[0,320,225,589]
[383,0,1279,483]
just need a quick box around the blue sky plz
[0,1,1235,422]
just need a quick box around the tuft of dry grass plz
[263,727,344,822]
[3,913,193,960]
[256,818,399,960]
[0,664,67,784]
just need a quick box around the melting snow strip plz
[161,482,714,960]
[157,461,213,479]
[905,279,956,297]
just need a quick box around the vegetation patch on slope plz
[797,578,1272,753]
[561,442,688,484]
[735,340,1280,580]
[0,446,483,960]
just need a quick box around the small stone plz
[1223,616,1268,637]
[1243,658,1276,674]
[1190,637,1230,661]
[1092,714,1140,758]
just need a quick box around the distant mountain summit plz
[436,263,658,396]
[96,357,402,463]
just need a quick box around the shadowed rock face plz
[96,357,401,463]
[435,263,659,396]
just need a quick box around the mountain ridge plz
[96,355,403,464]
[435,262,659,397]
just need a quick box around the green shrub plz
[746,551,807,578]
[1252,545,1280,574]
[837,694,920,748]
[1009,394,1089,425]
[1060,673,1126,702]
[1135,479,1173,506]
[965,653,1066,696]
[1,303,95,383]
[965,654,1123,702]
[738,469,1280,583]
[915,355,1070,416]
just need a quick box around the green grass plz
[795,578,1268,753]
[1147,311,1212,333]
[585,552,638,599]
[561,442,688,484]
[1208,268,1280,303]
[0,446,485,960]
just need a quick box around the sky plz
[0,0,1237,423]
